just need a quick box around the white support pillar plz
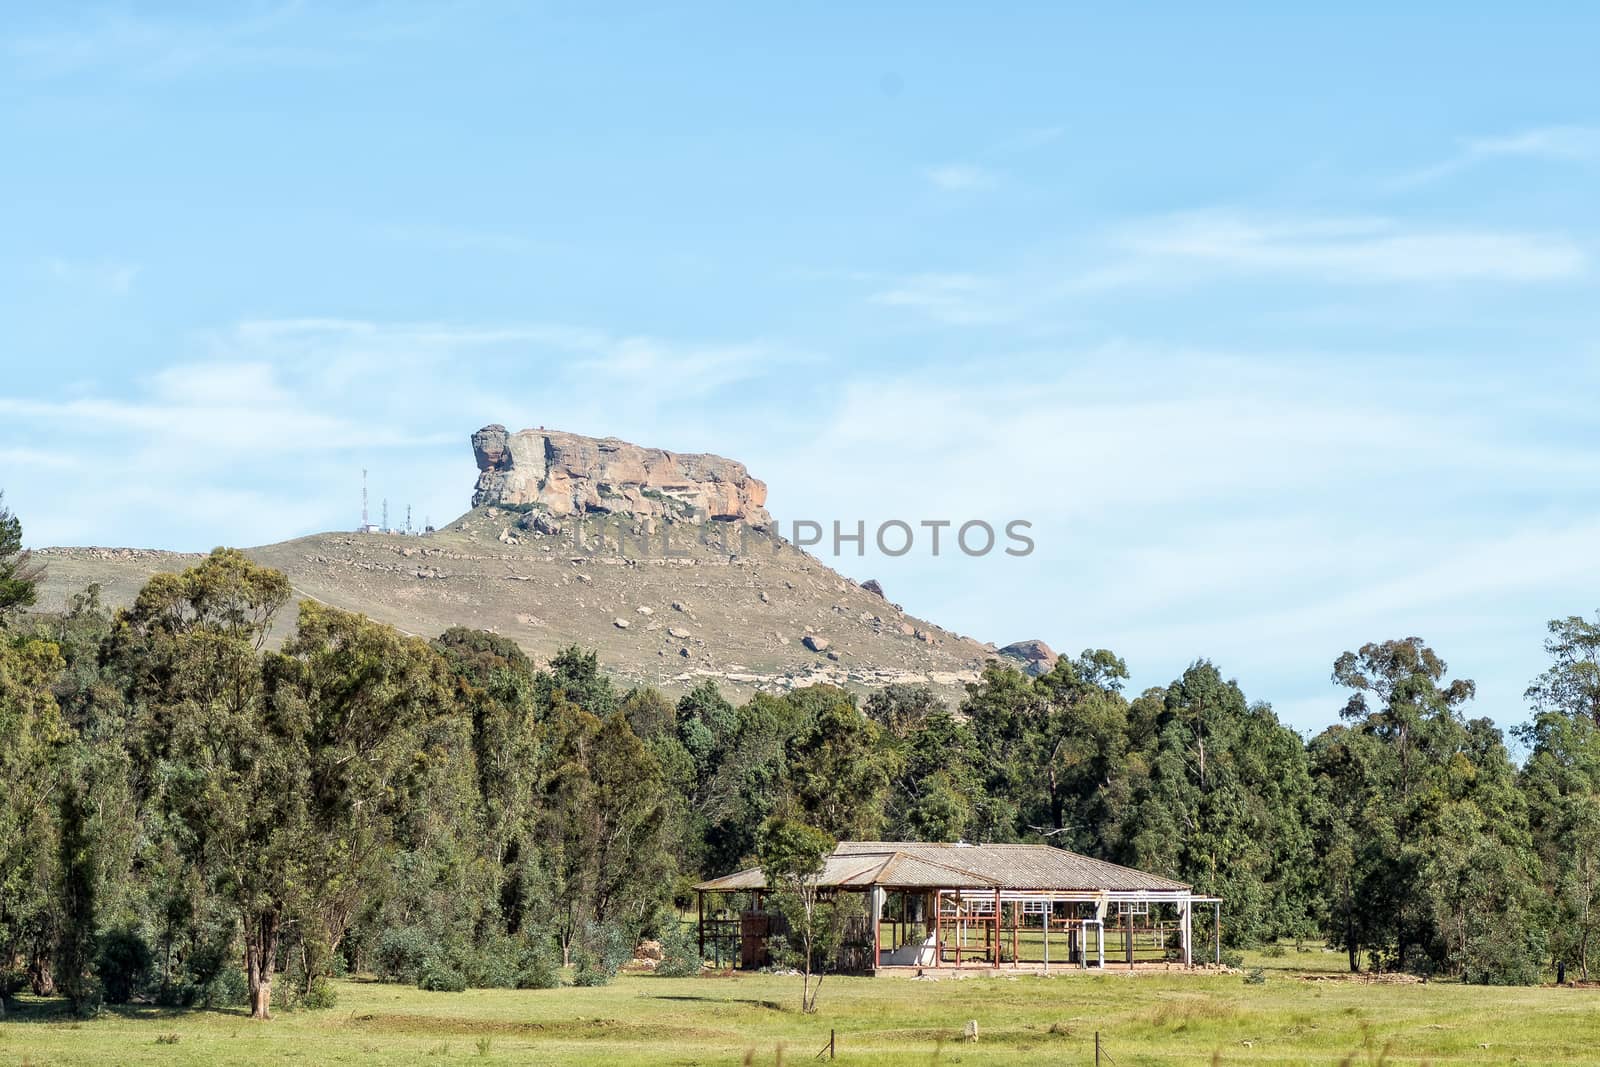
[1093,894,1110,970]
[1179,898,1192,967]
[1042,904,1050,975]
[869,886,885,970]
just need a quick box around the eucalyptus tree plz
[538,699,673,965]
[690,691,808,875]
[264,600,461,997]
[886,708,986,843]
[782,686,895,840]
[1125,661,1318,946]
[119,549,292,1017]
[0,493,43,619]
[1519,612,1600,979]
[0,629,67,1009]
[961,652,1131,849]
[756,815,837,1012]
[433,627,545,934]
[124,551,464,1017]
[1526,613,1600,726]
[1325,637,1540,980]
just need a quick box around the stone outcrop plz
[472,424,770,528]
[998,639,1058,677]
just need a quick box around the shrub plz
[1219,948,1245,969]
[199,967,248,1009]
[417,958,468,993]
[300,976,338,1010]
[1261,941,1287,958]
[1462,925,1543,986]
[1244,967,1267,985]
[469,933,542,989]
[654,920,703,978]
[516,932,562,990]
[572,920,633,987]
[96,927,153,1004]
[1,968,28,1005]
[377,926,433,983]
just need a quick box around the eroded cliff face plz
[471,424,771,528]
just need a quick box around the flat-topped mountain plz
[31,425,1009,703]
[471,424,771,528]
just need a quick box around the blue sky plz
[3,2,1598,737]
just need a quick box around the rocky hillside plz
[471,424,771,527]
[30,425,1027,704]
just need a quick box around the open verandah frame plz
[696,885,1225,974]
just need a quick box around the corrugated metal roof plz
[694,841,1190,893]
[695,852,890,892]
[840,842,1190,892]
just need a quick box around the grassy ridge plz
[5,952,1599,1066]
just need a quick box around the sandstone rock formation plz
[472,424,771,527]
[998,639,1058,677]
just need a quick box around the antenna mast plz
[382,498,389,532]
[362,469,369,529]
[406,504,412,535]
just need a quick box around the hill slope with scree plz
[31,425,1038,703]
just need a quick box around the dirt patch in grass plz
[647,994,786,1012]
[347,1012,727,1042]
[1145,995,1242,1030]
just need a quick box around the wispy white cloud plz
[866,210,1585,325]
[0,316,802,550]
[40,257,139,294]
[1113,211,1585,284]
[868,273,1008,324]
[0,373,445,454]
[923,164,997,191]
[0,447,81,471]
[6,3,351,80]
[222,317,793,399]
[7,3,472,81]
[748,348,1600,730]
[1390,125,1600,188]
[918,123,1063,191]
[1467,125,1600,161]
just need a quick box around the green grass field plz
[5,949,1598,1066]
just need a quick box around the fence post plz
[1095,1030,1101,1065]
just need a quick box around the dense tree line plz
[2,495,1597,1018]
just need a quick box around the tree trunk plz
[29,949,55,996]
[1343,882,1358,973]
[801,927,813,1012]
[1584,869,1594,982]
[245,909,281,1020]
